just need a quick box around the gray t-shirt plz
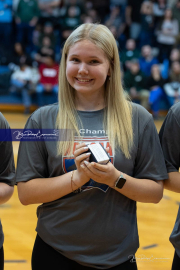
[0,112,15,248]
[159,102,180,258]
[16,103,167,269]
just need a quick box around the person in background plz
[146,64,168,119]
[125,0,144,41]
[61,5,82,43]
[164,61,180,107]
[124,58,149,109]
[34,36,55,63]
[38,0,62,26]
[15,0,39,53]
[36,55,58,106]
[140,1,154,47]
[10,61,40,113]
[0,0,13,50]
[139,45,159,77]
[0,113,15,270]
[155,8,179,62]
[159,102,180,270]
[120,39,140,71]
[153,0,167,26]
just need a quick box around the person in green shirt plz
[123,58,149,109]
[15,0,40,52]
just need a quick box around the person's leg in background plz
[36,83,45,107]
[139,89,150,110]
[149,87,164,119]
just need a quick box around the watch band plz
[115,173,126,189]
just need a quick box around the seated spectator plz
[139,45,159,77]
[0,0,13,50]
[164,61,180,106]
[34,36,55,64]
[38,22,56,49]
[11,43,32,67]
[172,0,180,30]
[124,59,149,109]
[155,8,179,62]
[36,56,59,106]
[15,0,39,53]
[10,62,40,113]
[169,48,180,65]
[61,5,82,42]
[120,39,140,71]
[105,5,124,29]
[146,64,168,118]
[140,1,154,47]
[153,0,167,26]
[125,0,144,41]
[86,8,99,23]
[88,0,110,22]
[38,0,62,26]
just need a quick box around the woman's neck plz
[75,91,105,111]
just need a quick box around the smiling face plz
[66,40,110,97]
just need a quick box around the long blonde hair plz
[56,23,133,158]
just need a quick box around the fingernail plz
[86,152,91,156]
[84,160,89,165]
[81,164,85,168]
[84,147,89,150]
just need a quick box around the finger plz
[76,152,91,163]
[90,162,109,172]
[75,142,87,150]
[74,146,89,158]
[105,147,110,153]
[80,162,95,177]
[83,161,106,176]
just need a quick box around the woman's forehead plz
[67,40,107,58]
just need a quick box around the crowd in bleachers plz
[0,0,180,117]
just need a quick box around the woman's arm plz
[18,143,91,205]
[0,183,14,205]
[81,161,164,204]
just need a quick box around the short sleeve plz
[16,116,49,183]
[134,116,168,180]
[0,113,15,186]
[159,110,180,172]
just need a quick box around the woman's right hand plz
[73,143,91,188]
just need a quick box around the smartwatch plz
[115,174,126,189]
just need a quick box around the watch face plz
[116,176,126,189]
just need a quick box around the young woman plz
[159,102,180,270]
[0,113,15,270]
[16,23,167,270]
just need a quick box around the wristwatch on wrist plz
[115,173,126,189]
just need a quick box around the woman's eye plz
[90,60,99,64]
[71,58,79,62]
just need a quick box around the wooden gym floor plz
[1,112,178,270]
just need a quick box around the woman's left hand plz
[81,159,120,187]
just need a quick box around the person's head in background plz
[164,8,173,20]
[126,39,136,51]
[43,22,54,35]
[141,45,152,59]
[141,1,153,15]
[129,59,140,74]
[151,64,161,77]
[170,48,180,63]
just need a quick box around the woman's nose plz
[78,63,88,75]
